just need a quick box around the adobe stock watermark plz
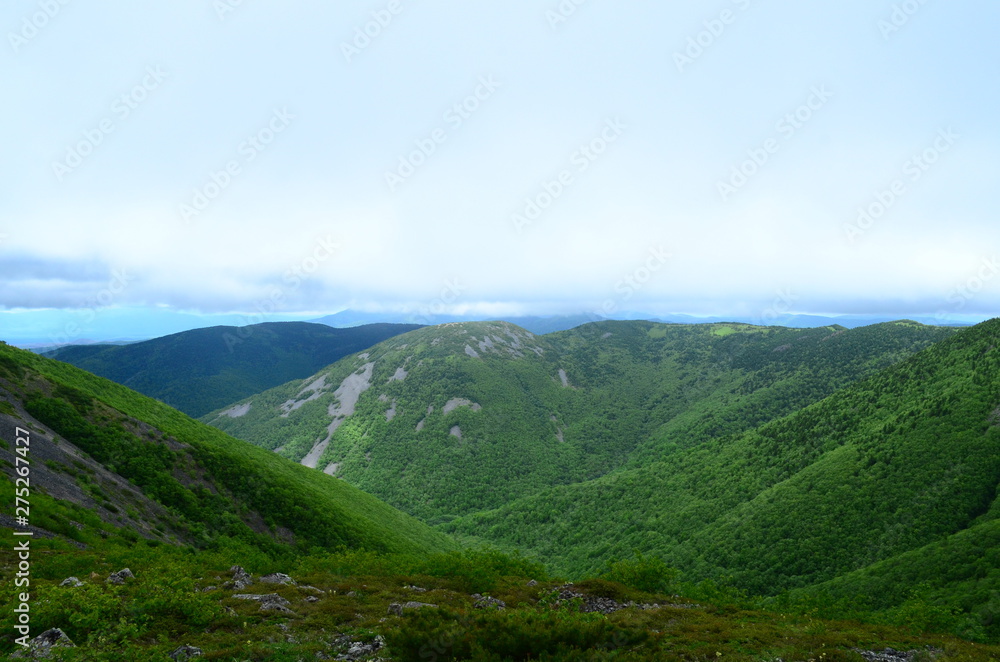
[47,268,134,347]
[180,108,294,223]
[384,76,501,192]
[717,85,833,202]
[933,256,999,325]
[214,0,248,21]
[673,0,759,73]
[844,127,958,243]
[512,117,626,234]
[407,278,467,325]
[756,288,799,326]
[8,0,71,54]
[545,0,588,31]
[878,0,930,41]
[596,246,671,317]
[340,0,406,63]
[224,236,340,351]
[52,66,168,182]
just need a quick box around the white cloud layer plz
[2,0,998,331]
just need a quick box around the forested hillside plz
[0,340,451,556]
[445,319,1000,634]
[45,322,421,418]
[206,320,955,524]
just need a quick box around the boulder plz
[259,572,296,586]
[169,644,203,660]
[226,565,253,590]
[106,568,135,585]
[387,601,436,616]
[10,628,75,659]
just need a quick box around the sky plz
[2,0,999,344]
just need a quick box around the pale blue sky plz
[3,0,999,342]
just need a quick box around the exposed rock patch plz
[280,375,329,417]
[219,402,251,418]
[450,425,462,439]
[301,362,375,469]
[443,398,482,415]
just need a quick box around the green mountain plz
[445,319,1000,632]
[5,326,1000,657]
[0,340,451,556]
[204,320,954,525]
[44,321,422,418]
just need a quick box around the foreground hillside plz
[206,320,954,523]
[446,319,1000,637]
[0,340,451,556]
[3,535,1000,660]
[45,322,421,418]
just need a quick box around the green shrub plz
[600,551,678,595]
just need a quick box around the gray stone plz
[260,572,296,586]
[10,628,75,659]
[169,644,203,660]
[106,568,135,585]
[387,601,436,615]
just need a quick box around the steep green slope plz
[205,320,953,524]
[45,322,421,418]
[446,319,1000,604]
[787,516,1000,641]
[0,340,452,556]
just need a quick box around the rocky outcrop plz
[259,572,296,586]
[106,568,135,585]
[472,594,506,610]
[853,648,942,662]
[233,593,295,614]
[225,565,253,590]
[322,633,385,661]
[387,601,436,616]
[169,644,203,660]
[11,628,75,658]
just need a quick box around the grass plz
[2,537,997,661]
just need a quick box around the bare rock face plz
[59,577,83,587]
[11,628,75,659]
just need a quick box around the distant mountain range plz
[312,310,976,334]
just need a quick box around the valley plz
[3,318,1000,659]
